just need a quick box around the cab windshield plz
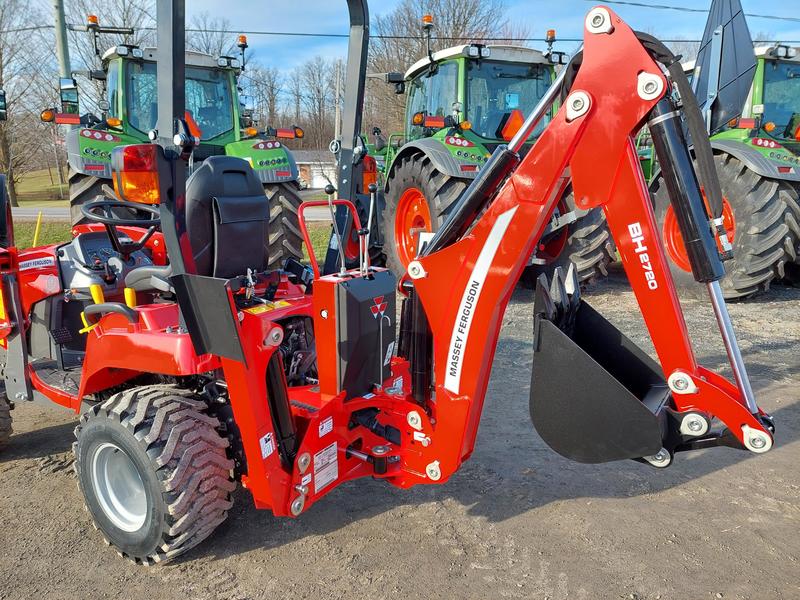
[467,60,552,140]
[763,60,800,137]
[126,61,234,140]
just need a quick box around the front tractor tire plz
[264,183,304,270]
[73,385,235,564]
[382,153,469,277]
[653,154,800,300]
[0,391,12,451]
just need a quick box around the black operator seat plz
[125,156,270,292]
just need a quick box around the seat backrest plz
[184,156,269,278]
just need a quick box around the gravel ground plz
[1,265,798,600]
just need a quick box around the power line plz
[591,1,800,23]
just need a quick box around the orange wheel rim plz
[395,187,432,267]
[663,194,735,273]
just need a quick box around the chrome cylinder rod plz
[507,54,577,153]
[706,280,758,413]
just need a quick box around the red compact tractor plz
[0,2,776,564]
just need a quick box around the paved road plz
[12,189,333,222]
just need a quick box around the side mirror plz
[385,72,406,95]
[0,90,6,122]
[59,78,79,115]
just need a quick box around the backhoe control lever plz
[648,98,725,283]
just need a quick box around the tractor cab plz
[748,45,800,150]
[403,44,554,153]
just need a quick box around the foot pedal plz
[50,327,73,345]
[530,266,666,464]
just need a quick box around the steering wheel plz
[81,199,160,227]
[80,199,161,259]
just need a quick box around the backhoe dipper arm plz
[400,7,772,482]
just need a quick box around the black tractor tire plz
[69,168,109,226]
[653,154,800,300]
[264,183,304,270]
[781,183,800,285]
[73,385,235,564]
[520,191,616,288]
[0,391,12,451]
[381,153,468,277]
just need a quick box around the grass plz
[13,221,71,248]
[16,168,69,206]
[13,218,332,263]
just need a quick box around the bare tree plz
[187,11,237,57]
[0,0,57,206]
[366,0,513,139]
[64,0,156,112]
[245,65,283,127]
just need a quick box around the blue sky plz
[185,0,800,71]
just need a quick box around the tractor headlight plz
[131,47,143,59]
[116,46,129,56]
[230,58,241,68]
[480,47,491,58]
[467,46,480,58]
[776,46,788,58]
[217,57,229,67]
[789,47,799,58]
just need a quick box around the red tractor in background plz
[0,2,775,565]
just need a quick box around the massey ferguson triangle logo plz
[370,296,388,319]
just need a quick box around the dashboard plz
[58,231,153,297]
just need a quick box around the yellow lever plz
[89,284,105,304]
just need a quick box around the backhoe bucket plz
[530,267,668,463]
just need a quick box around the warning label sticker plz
[245,300,291,315]
[313,442,338,494]
[259,433,275,459]
[318,416,333,438]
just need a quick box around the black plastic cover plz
[336,270,397,397]
[171,273,245,363]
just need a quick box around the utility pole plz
[53,0,75,169]
[334,59,342,144]
[53,0,72,80]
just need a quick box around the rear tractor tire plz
[264,183,304,270]
[521,191,616,288]
[73,385,235,564]
[0,392,12,451]
[381,153,469,277]
[653,154,800,300]
[383,154,614,286]
[69,168,108,226]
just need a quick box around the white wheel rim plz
[90,442,147,532]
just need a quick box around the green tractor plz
[45,19,304,268]
[373,20,615,283]
[650,1,800,299]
